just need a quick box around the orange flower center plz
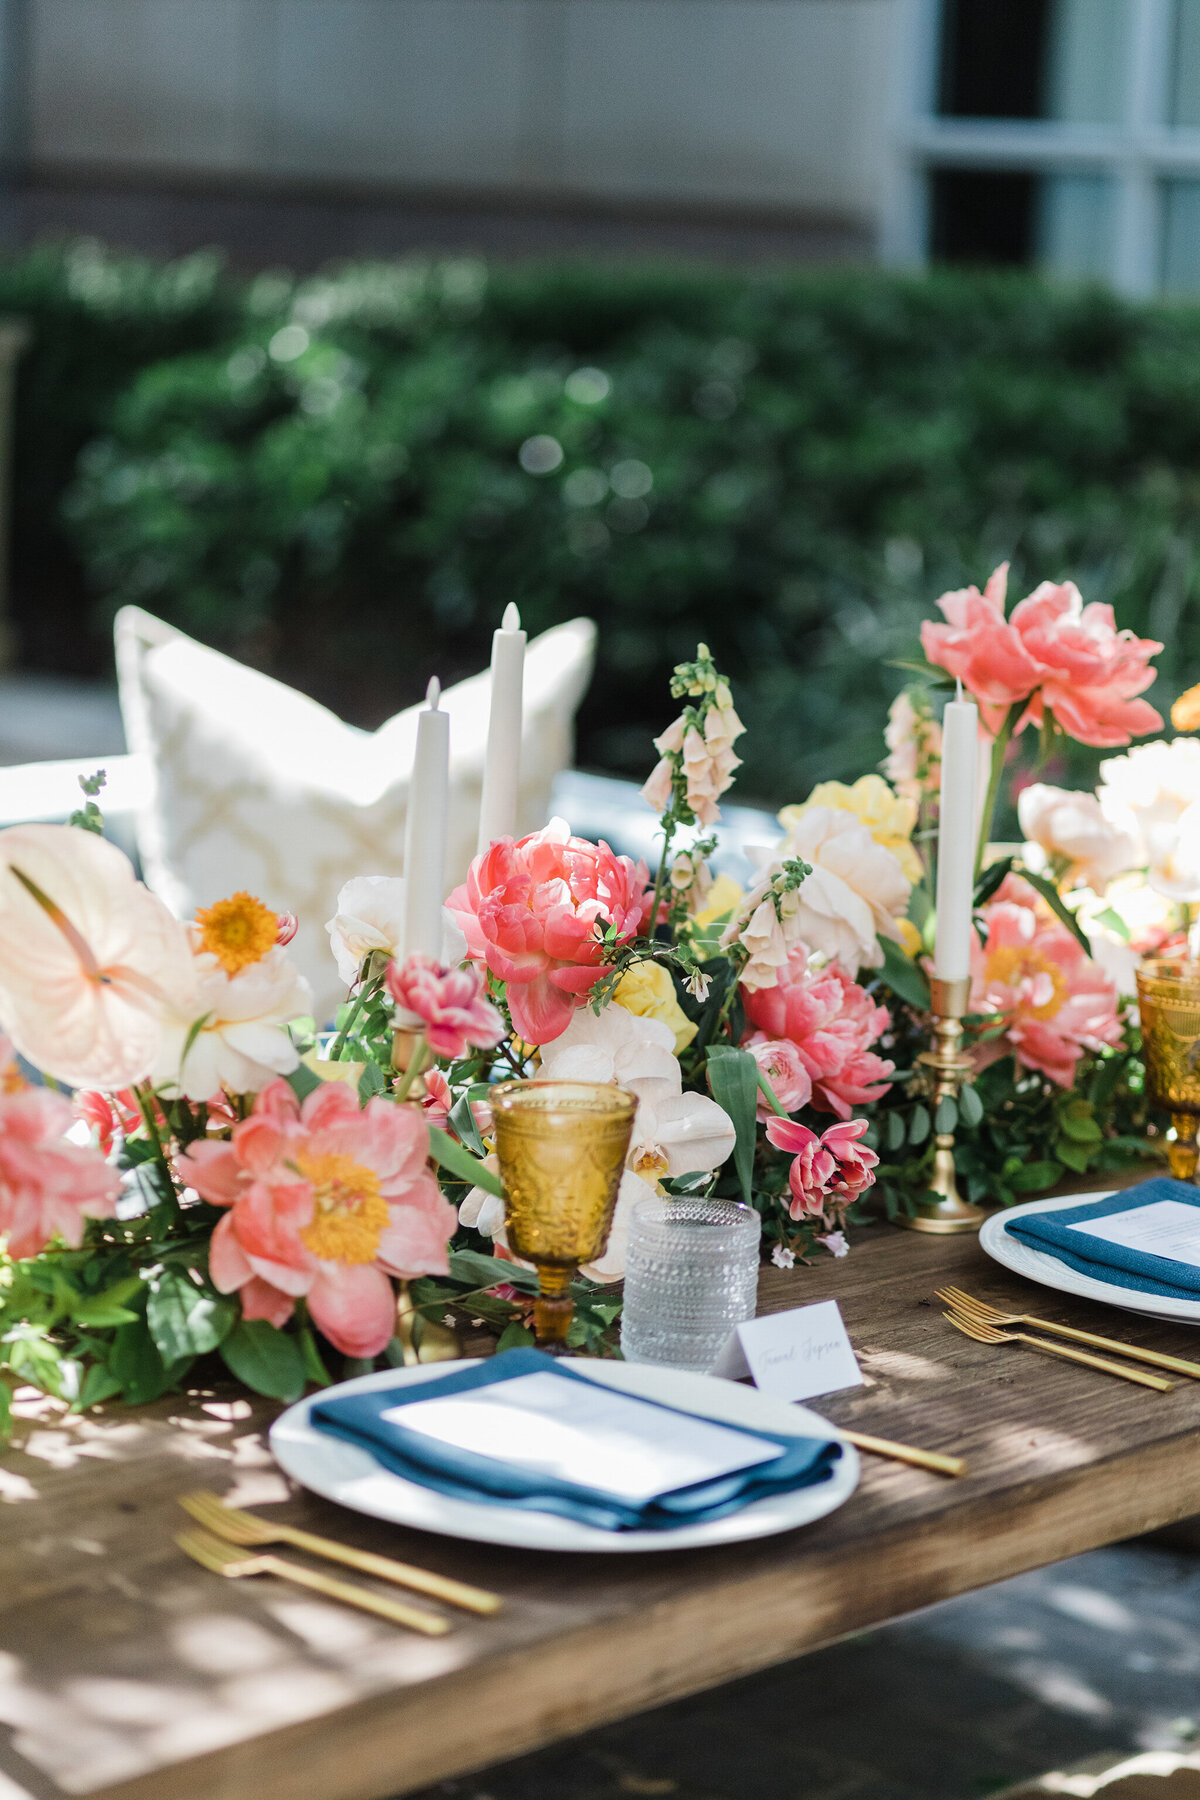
[195,892,279,975]
[295,1149,388,1265]
[985,944,1067,1021]
[1173,682,1200,733]
[0,1055,24,1094]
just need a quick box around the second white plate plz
[979,1189,1200,1324]
[269,1357,860,1554]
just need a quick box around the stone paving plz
[411,1543,1200,1800]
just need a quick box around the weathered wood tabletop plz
[4,1207,1200,1800]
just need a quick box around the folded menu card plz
[311,1349,842,1532]
[1005,1178,1200,1300]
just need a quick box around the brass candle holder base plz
[899,975,987,1236]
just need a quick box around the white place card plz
[1068,1198,1200,1269]
[382,1371,784,1504]
[712,1300,864,1402]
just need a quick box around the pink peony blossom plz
[178,1077,456,1357]
[0,1073,120,1259]
[445,818,650,1045]
[741,946,895,1119]
[970,876,1124,1087]
[743,1033,813,1118]
[386,953,505,1060]
[922,565,1163,747]
[920,564,1041,734]
[765,1115,878,1221]
[1008,581,1162,748]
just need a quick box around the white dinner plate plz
[269,1358,860,1554]
[980,1189,1200,1325]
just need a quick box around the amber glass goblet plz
[491,1080,636,1346]
[1136,958,1200,1181]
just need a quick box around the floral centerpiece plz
[0,578,1182,1426]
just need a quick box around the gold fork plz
[937,1286,1200,1382]
[943,1311,1175,1390]
[176,1527,451,1634]
[179,1491,500,1615]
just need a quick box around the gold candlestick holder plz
[899,975,986,1235]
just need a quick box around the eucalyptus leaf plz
[958,1084,984,1129]
[908,1103,931,1146]
[884,1110,907,1153]
[934,1096,958,1135]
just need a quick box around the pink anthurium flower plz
[178,1078,456,1357]
[0,824,195,1090]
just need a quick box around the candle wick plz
[425,676,442,709]
[955,677,963,702]
[502,602,521,632]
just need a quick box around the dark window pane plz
[939,0,1052,117]
[930,168,1037,265]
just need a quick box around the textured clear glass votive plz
[620,1196,761,1373]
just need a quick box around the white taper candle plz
[477,602,526,853]
[402,677,450,961]
[933,682,979,982]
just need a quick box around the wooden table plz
[4,1215,1200,1800]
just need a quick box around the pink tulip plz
[386,954,505,1060]
[274,912,299,947]
[1008,582,1163,748]
[971,876,1124,1087]
[741,946,895,1118]
[765,1115,878,1220]
[0,1075,119,1259]
[445,819,650,1045]
[178,1078,456,1357]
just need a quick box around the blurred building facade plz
[0,0,1197,290]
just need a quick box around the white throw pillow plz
[115,606,596,1023]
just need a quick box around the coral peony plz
[920,563,1040,733]
[1018,783,1138,890]
[741,945,895,1118]
[1008,581,1162,748]
[764,1115,878,1221]
[445,818,650,1044]
[386,953,504,1060]
[0,823,195,1090]
[970,876,1123,1087]
[178,1078,455,1357]
[0,1074,120,1259]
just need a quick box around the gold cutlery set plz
[937,1285,1200,1391]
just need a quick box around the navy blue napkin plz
[1005,1177,1200,1301]
[310,1349,842,1533]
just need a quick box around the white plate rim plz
[979,1188,1200,1324]
[268,1357,860,1554]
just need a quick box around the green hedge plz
[12,244,1200,801]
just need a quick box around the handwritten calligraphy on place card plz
[712,1300,864,1402]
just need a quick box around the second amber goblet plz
[1136,958,1200,1181]
[491,1080,636,1346]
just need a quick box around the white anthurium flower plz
[152,947,313,1102]
[326,875,467,987]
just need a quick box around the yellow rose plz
[613,961,698,1055]
[895,916,924,958]
[693,872,744,930]
[301,1047,365,1086]
[779,774,922,885]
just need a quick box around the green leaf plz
[110,1321,190,1405]
[286,1062,324,1103]
[357,1060,387,1103]
[884,1110,906,1152]
[70,1299,141,1328]
[1059,1111,1103,1144]
[448,1084,491,1157]
[146,1267,236,1362]
[1055,1137,1093,1174]
[878,937,931,1012]
[447,1248,538,1291]
[429,1126,502,1196]
[706,1044,759,1205]
[934,1096,958,1135]
[1015,865,1092,954]
[495,1321,536,1354]
[973,855,1016,908]
[908,1103,931,1146]
[958,1084,985,1129]
[73,1364,123,1411]
[297,1326,332,1387]
[1090,904,1131,943]
[219,1320,306,1402]
[1006,1161,1064,1192]
[0,1381,10,1438]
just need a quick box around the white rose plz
[325,875,466,986]
[1018,784,1137,889]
